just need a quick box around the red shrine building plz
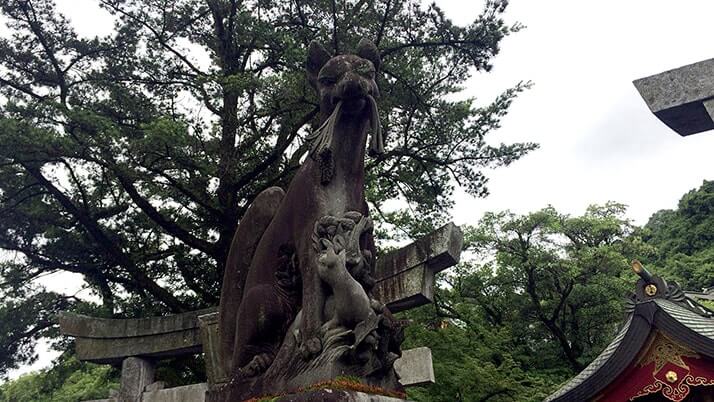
[545,262,714,402]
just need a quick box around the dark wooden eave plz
[545,278,714,402]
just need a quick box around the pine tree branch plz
[113,170,219,258]
[20,163,188,313]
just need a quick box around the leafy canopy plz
[0,0,535,376]
[643,180,714,291]
[401,203,651,401]
[0,356,118,402]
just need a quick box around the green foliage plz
[0,0,535,374]
[701,300,714,310]
[465,203,644,371]
[643,180,714,290]
[401,203,649,400]
[0,356,118,402]
[0,286,71,377]
[403,304,567,402]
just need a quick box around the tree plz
[402,288,567,402]
[0,0,536,375]
[403,204,646,401]
[0,356,118,402]
[643,180,714,291]
[466,204,645,371]
[0,287,72,378]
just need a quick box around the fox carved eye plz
[355,62,375,79]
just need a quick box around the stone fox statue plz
[218,39,389,380]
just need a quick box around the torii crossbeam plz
[634,58,714,136]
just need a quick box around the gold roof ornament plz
[665,370,678,383]
[645,284,658,297]
[631,259,654,283]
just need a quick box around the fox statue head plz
[306,40,384,184]
[307,39,381,118]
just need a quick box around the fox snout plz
[335,72,372,102]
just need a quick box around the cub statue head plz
[306,39,384,165]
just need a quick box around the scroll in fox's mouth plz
[339,96,367,114]
[308,95,383,162]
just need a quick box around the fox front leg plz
[297,259,325,360]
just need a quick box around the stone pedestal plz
[207,387,408,402]
[119,357,156,402]
[273,390,408,402]
[142,383,208,402]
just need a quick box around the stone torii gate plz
[634,58,714,136]
[60,222,462,402]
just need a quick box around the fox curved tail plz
[218,186,285,373]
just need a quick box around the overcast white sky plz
[7,0,714,379]
[442,0,714,226]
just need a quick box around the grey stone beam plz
[373,222,463,313]
[59,308,216,364]
[633,58,714,136]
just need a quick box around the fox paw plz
[239,353,273,378]
[298,336,323,360]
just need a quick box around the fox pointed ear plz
[356,38,380,71]
[307,41,331,86]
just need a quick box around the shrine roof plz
[544,266,714,402]
[655,298,714,340]
[544,317,633,402]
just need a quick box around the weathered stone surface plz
[704,98,714,123]
[218,186,285,375]
[59,309,216,363]
[142,383,208,402]
[215,40,402,401]
[59,308,215,338]
[198,314,431,389]
[145,381,166,392]
[373,263,434,313]
[272,389,408,402]
[373,222,462,312]
[198,312,229,385]
[633,58,714,136]
[74,324,204,364]
[119,357,155,402]
[374,222,462,281]
[393,347,434,387]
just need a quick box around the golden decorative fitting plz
[645,284,658,296]
[638,332,698,373]
[666,370,678,383]
[632,259,644,273]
